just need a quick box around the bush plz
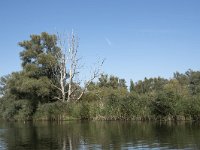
[13,100,33,120]
[33,102,67,120]
[0,99,33,120]
[151,91,177,117]
[150,90,187,120]
[184,95,200,120]
[104,93,122,119]
[102,93,149,120]
[79,102,90,119]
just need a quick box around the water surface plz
[0,121,200,149]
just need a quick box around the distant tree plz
[173,71,189,85]
[98,74,109,87]
[109,76,119,89]
[185,70,200,95]
[119,79,127,89]
[98,74,127,90]
[135,77,168,94]
[130,79,134,92]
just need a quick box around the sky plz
[0,0,200,84]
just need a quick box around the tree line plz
[0,32,200,121]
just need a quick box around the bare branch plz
[50,31,104,103]
[53,96,63,102]
[51,83,62,92]
[76,59,105,101]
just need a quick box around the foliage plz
[1,31,200,121]
[0,98,33,120]
[33,102,67,120]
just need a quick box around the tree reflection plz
[0,121,200,150]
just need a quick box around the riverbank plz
[1,98,199,122]
[1,70,200,122]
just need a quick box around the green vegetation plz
[0,32,200,121]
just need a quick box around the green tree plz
[98,74,109,87]
[130,79,135,92]
[186,70,200,95]
[98,74,127,90]
[135,77,168,94]
[119,79,127,89]
[1,32,61,116]
[19,32,60,78]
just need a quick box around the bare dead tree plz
[51,31,103,103]
[67,32,79,102]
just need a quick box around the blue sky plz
[0,0,200,83]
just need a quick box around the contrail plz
[105,37,112,46]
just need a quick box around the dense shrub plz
[0,99,33,120]
[33,102,67,120]
[1,69,200,121]
[79,102,90,119]
[184,95,200,120]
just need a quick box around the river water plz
[0,121,200,150]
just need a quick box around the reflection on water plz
[0,121,200,150]
[0,129,7,150]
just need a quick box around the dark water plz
[0,121,200,150]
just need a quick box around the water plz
[0,121,200,150]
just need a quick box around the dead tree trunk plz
[52,31,103,102]
[67,32,79,102]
